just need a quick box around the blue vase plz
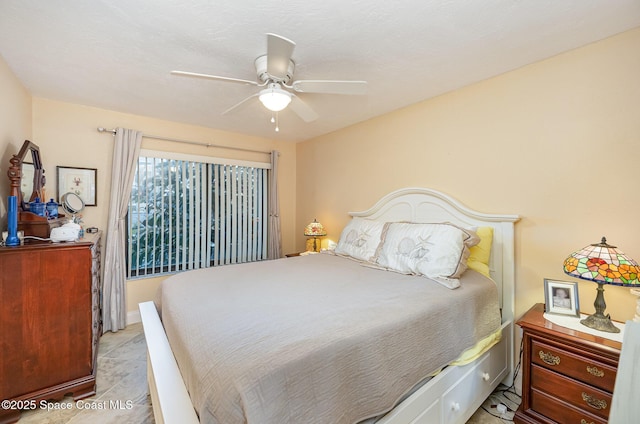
[30,197,46,217]
[46,198,59,219]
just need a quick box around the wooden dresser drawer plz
[531,365,611,419]
[0,233,102,423]
[531,339,616,392]
[530,388,606,424]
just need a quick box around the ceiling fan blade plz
[266,33,295,80]
[171,70,258,86]
[222,93,259,115]
[291,80,368,95]
[289,94,318,122]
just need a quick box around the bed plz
[139,187,519,424]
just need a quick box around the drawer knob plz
[581,419,595,424]
[586,365,605,378]
[451,402,460,412]
[538,350,560,366]
[581,392,607,410]
[482,372,490,382]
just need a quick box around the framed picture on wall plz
[57,166,97,206]
[544,278,580,317]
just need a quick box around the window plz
[127,150,269,278]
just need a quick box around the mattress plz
[158,252,501,424]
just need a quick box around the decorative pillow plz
[375,222,480,289]
[467,226,494,278]
[334,218,386,262]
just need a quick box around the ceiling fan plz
[171,33,367,130]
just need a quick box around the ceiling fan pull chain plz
[275,112,280,132]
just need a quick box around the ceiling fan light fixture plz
[259,84,292,112]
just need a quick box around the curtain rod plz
[96,127,271,155]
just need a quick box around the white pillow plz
[374,222,480,289]
[335,218,385,262]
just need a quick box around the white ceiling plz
[1,1,639,142]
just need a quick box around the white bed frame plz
[139,187,519,424]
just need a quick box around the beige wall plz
[31,98,296,315]
[0,55,32,222]
[4,28,640,323]
[1,51,297,318]
[296,28,640,322]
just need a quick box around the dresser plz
[0,233,102,424]
[514,303,621,424]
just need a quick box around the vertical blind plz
[127,151,269,278]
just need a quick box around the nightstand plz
[514,304,622,424]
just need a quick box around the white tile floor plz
[19,323,153,424]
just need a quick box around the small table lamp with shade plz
[304,219,327,252]
[563,236,640,333]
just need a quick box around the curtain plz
[609,320,640,424]
[102,128,143,332]
[267,150,282,259]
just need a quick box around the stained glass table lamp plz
[563,237,640,333]
[304,219,327,252]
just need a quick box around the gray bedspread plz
[158,253,501,424]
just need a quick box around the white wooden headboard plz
[348,187,520,322]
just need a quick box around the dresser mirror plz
[6,140,63,239]
[8,140,45,210]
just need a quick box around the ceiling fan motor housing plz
[171,33,365,124]
[254,55,295,84]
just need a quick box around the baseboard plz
[127,310,142,325]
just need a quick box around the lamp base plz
[305,236,322,252]
[580,282,620,333]
[580,312,620,333]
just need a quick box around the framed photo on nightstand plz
[544,278,580,317]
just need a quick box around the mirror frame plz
[61,192,85,215]
[8,140,46,210]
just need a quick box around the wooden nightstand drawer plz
[514,304,621,424]
[530,388,606,424]
[531,365,611,419]
[531,339,617,392]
